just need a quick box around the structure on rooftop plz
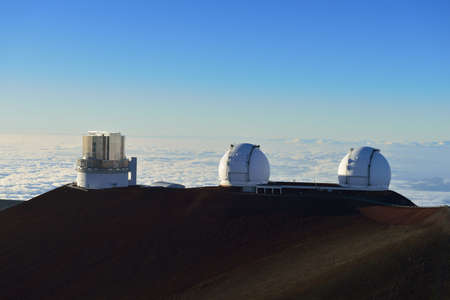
[337,146,391,190]
[76,131,137,189]
[218,143,270,187]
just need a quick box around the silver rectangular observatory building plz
[82,132,125,161]
[76,131,137,189]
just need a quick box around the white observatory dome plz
[338,147,391,190]
[218,143,270,187]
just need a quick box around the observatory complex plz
[71,134,411,206]
[76,131,137,189]
[218,143,406,204]
[2,136,445,300]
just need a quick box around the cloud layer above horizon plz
[0,134,449,207]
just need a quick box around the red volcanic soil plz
[0,185,448,300]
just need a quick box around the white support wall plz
[76,171,129,189]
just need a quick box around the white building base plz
[76,171,129,189]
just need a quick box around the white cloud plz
[0,134,449,207]
[0,134,79,200]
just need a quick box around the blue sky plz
[1,0,450,141]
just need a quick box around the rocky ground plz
[0,186,448,299]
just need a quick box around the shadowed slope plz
[360,206,448,225]
[0,186,447,300]
[0,199,22,212]
[179,206,450,300]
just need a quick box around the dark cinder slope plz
[0,186,447,300]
